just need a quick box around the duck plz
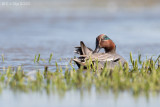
[73,34,127,70]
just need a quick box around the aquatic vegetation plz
[0,53,160,97]
[34,54,37,63]
[49,53,53,63]
[1,54,4,62]
[37,54,41,63]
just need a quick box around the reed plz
[34,55,37,63]
[1,54,4,62]
[37,54,40,63]
[49,53,53,63]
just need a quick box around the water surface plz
[0,1,160,106]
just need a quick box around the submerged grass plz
[0,53,160,97]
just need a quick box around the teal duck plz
[73,34,127,70]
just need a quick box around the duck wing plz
[84,53,126,63]
[73,41,93,68]
[74,41,93,55]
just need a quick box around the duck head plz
[93,34,116,53]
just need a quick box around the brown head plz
[93,34,116,53]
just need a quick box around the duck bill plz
[93,45,101,53]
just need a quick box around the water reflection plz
[1,89,160,107]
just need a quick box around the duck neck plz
[104,47,116,53]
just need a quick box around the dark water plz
[0,1,160,106]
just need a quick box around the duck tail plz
[73,58,87,68]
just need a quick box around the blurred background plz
[0,0,160,107]
[0,0,160,59]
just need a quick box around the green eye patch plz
[103,35,110,40]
